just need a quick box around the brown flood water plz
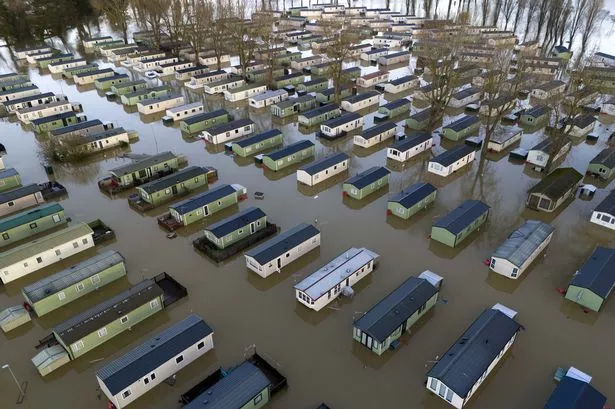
[1,40,615,409]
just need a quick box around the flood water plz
[1,15,615,409]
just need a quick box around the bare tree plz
[534,0,551,42]
[91,0,130,43]
[161,0,186,55]
[253,12,283,87]
[226,0,257,76]
[481,0,490,26]
[181,0,214,62]
[523,0,539,40]
[491,0,504,26]
[424,0,434,19]
[132,0,169,49]
[567,0,589,48]
[578,0,606,64]
[501,0,517,29]
[513,0,526,32]
[542,0,566,53]
[446,0,455,19]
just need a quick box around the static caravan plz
[272,51,302,66]
[0,168,20,192]
[406,108,433,130]
[203,207,267,250]
[2,92,66,115]
[564,114,596,138]
[0,85,40,103]
[353,272,442,355]
[0,203,66,248]
[431,200,489,247]
[361,48,389,61]
[487,126,523,152]
[203,75,245,95]
[200,118,255,144]
[378,51,411,66]
[299,8,322,18]
[108,47,147,63]
[354,122,397,148]
[526,167,582,212]
[298,103,341,126]
[156,61,194,77]
[315,86,353,104]
[37,53,74,69]
[62,63,99,79]
[231,129,284,157]
[15,46,53,60]
[122,51,166,67]
[179,109,230,135]
[262,140,315,171]
[0,73,28,84]
[109,80,148,96]
[490,220,554,279]
[294,247,379,311]
[428,145,476,177]
[224,83,268,103]
[166,184,246,228]
[291,55,325,71]
[25,51,56,65]
[197,52,231,66]
[379,75,420,94]
[48,58,87,74]
[320,112,364,139]
[479,94,515,117]
[246,68,285,83]
[587,147,615,181]
[16,100,77,124]
[297,152,349,186]
[519,105,551,126]
[565,247,615,312]
[388,182,437,219]
[526,138,572,170]
[245,223,320,278]
[96,314,214,409]
[137,94,185,115]
[133,56,179,73]
[22,250,126,317]
[387,131,434,162]
[163,102,204,123]
[105,151,180,189]
[73,68,116,85]
[94,74,130,91]
[426,305,521,408]
[348,44,373,57]
[0,223,94,284]
[273,72,305,89]
[602,97,615,116]
[249,89,289,109]
[0,184,45,217]
[341,91,380,112]
[544,368,606,407]
[99,43,135,57]
[185,70,229,90]
[32,112,81,134]
[229,61,264,76]
[357,71,389,88]
[531,80,566,100]
[175,65,208,81]
[310,61,333,76]
[271,95,318,118]
[441,115,481,141]
[343,166,391,200]
[0,79,33,92]
[372,35,405,48]
[135,166,210,207]
[296,77,328,93]
[448,87,482,108]
[120,85,171,106]
[52,120,113,138]
[68,128,131,155]
[376,98,411,120]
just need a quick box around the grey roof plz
[444,115,480,132]
[544,376,606,409]
[390,131,432,152]
[245,223,320,264]
[274,95,315,110]
[301,103,339,119]
[81,127,127,143]
[35,53,73,62]
[205,207,266,238]
[390,75,417,86]
[183,361,270,409]
[523,105,550,118]
[110,151,176,176]
[234,129,282,148]
[205,118,254,136]
[427,307,521,398]
[97,314,213,395]
[264,140,314,161]
[452,87,480,100]
[301,77,328,87]
[361,122,396,140]
[389,182,437,208]
[193,69,227,79]
[0,168,19,179]
[528,168,582,199]
[364,47,388,55]
[274,72,304,81]
[74,68,114,78]
[31,112,77,126]
[299,152,349,176]
[1,92,55,107]
[321,112,362,128]
[408,108,432,122]
[294,248,379,299]
[51,120,104,136]
[536,80,565,91]
[139,92,183,106]
[166,101,203,114]
[594,190,615,215]
[0,184,41,205]
[380,98,410,111]
[569,246,615,299]
[354,276,438,343]
[22,250,125,303]
[430,145,475,167]
[0,85,38,97]
[124,85,171,99]
[490,126,523,144]
[182,109,229,125]
[492,220,554,267]
[572,114,596,129]
[139,166,208,194]
[342,91,380,105]
[170,184,237,215]
[54,279,163,345]
[433,200,489,235]
[345,166,390,189]
[95,73,129,82]
[381,51,411,59]
[250,89,287,102]
[590,147,615,169]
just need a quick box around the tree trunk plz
[447,0,454,19]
